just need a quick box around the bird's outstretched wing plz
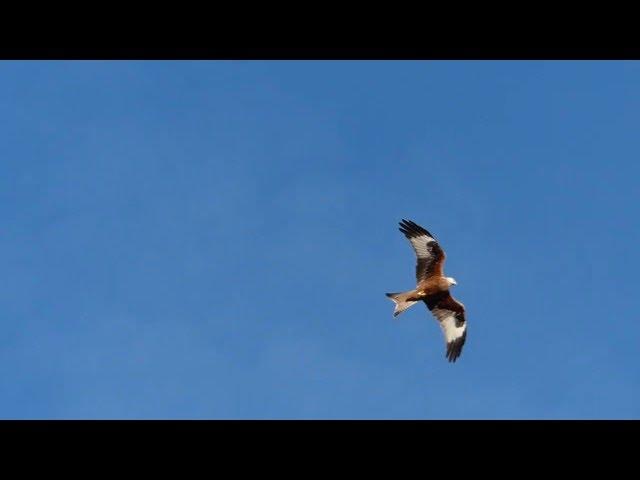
[424,291,467,362]
[398,219,446,283]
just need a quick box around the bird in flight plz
[386,219,467,362]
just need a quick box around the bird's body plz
[417,276,455,297]
[386,219,467,362]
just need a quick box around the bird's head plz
[446,277,458,287]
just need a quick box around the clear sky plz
[1,60,639,419]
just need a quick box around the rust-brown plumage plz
[386,219,467,363]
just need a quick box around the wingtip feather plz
[397,219,435,239]
[445,330,467,363]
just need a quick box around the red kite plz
[386,219,467,362]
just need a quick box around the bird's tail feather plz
[385,291,419,317]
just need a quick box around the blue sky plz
[1,60,639,419]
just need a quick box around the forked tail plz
[385,291,419,317]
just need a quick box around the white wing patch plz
[434,309,466,343]
[408,234,435,259]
